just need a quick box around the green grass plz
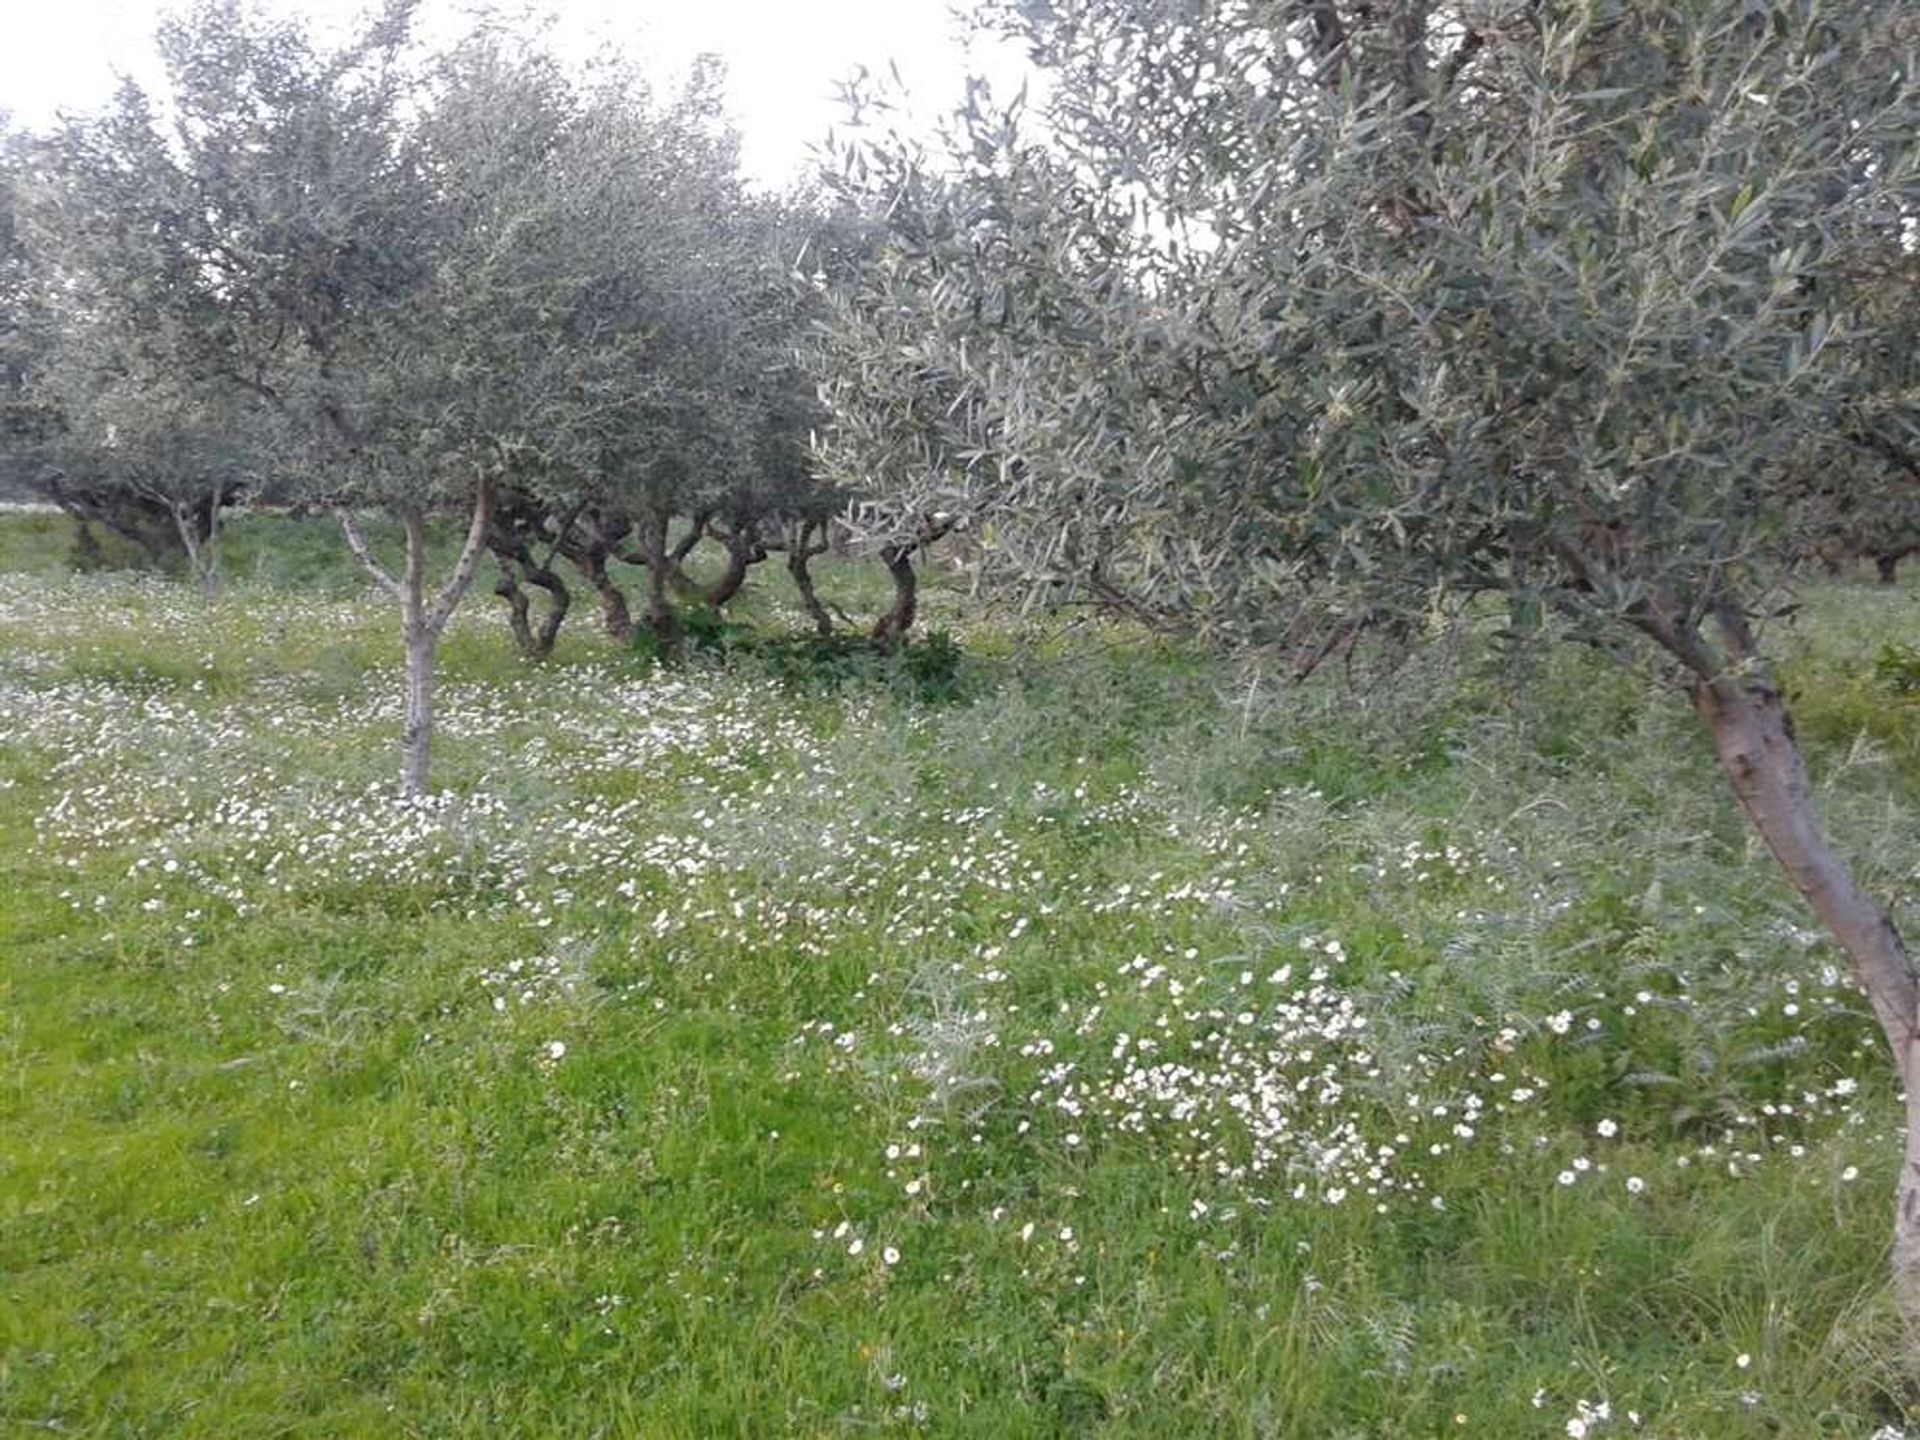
[1,516,1916,1436]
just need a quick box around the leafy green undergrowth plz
[1,562,1916,1437]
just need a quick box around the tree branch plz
[427,478,498,634]
[335,507,404,599]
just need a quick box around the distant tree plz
[31,350,261,596]
[0,119,35,497]
[0,149,62,530]
[818,0,1920,1327]
[462,62,809,658]
[1802,245,1920,584]
[21,2,683,792]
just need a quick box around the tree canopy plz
[812,0,1920,1329]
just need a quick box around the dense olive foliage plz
[810,0,1920,1331]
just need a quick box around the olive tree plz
[2,117,258,576]
[27,347,261,596]
[817,0,1920,1322]
[1805,244,1920,583]
[32,2,658,793]
[469,62,804,657]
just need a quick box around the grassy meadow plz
[1,511,1917,1437]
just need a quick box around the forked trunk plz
[1692,673,1920,1326]
[788,519,834,637]
[171,498,221,602]
[494,557,570,660]
[337,482,495,799]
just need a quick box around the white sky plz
[0,0,1035,188]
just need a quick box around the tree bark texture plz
[1692,670,1920,1327]
[488,536,571,660]
[496,565,536,657]
[401,615,437,799]
[576,546,634,643]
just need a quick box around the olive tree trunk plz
[704,518,764,609]
[492,554,570,659]
[638,507,679,654]
[871,542,919,651]
[1691,664,1920,1324]
[338,481,496,798]
[400,612,437,798]
[787,518,835,637]
[575,545,634,643]
[168,494,222,602]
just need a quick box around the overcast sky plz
[0,0,1033,188]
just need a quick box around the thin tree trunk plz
[398,507,435,798]
[671,513,710,567]
[524,560,570,657]
[1691,668,1920,1326]
[401,612,437,799]
[872,542,918,651]
[704,522,761,609]
[338,483,494,798]
[496,564,537,657]
[706,544,751,608]
[666,511,711,600]
[170,498,220,602]
[491,544,570,660]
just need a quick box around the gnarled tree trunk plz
[871,542,918,652]
[872,519,954,651]
[494,558,570,660]
[787,518,834,637]
[704,516,765,609]
[496,565,536,656]
[575,545,633,643]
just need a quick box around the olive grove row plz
[2,0,1920,1352]
[0,0,950,797]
